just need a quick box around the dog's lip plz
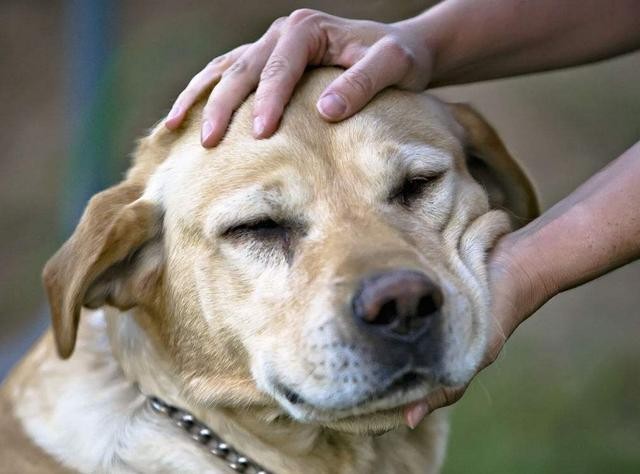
[273,369,433,418]
[274,382,308,406]
[371,371,423,403]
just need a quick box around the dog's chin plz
[322,407,405,435]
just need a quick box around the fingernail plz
[317,93,347,119]
[166,104,182,122]
[253,116,265,137]
[201,120,214,145]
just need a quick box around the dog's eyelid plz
[222,217,281,236]
[404,158,450,176]
[410,170,446,181]
[221,216,305,238]
[390,171,446,206]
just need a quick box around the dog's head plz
[43,69,537,433]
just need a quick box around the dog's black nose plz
[352,270,443,340]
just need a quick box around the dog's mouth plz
[375,371,423,400]
[272,369,433,422]
[279,371,421,406]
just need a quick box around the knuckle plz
[342,69,374,96]
[206,54,227,69]
[288,8,319,25]
[383,37,415,70]
[254,34,273,51]
[272,16,287,29]
[234,42,251,53]
[260,55,289,81]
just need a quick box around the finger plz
[316,37,415,121]
[481,327,507,370]
[252,20,324,138]
[165,44,250,130]
[200,39,276,147]
[199,57,261,147]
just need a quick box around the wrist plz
[489,228,559,331]
[393,7,453,87]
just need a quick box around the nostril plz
[353,270,443,338]
[416,292,442,318]
[372,300,397,325]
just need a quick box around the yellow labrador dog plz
[0,69,537,473]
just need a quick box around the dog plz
[0,68,538,473]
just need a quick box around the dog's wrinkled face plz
[44,70,537,434]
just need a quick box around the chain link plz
[148,396,272,474]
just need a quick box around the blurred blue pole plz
[63,0,116,235]
[0,2,118,378]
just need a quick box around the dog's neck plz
[14,308,445,473]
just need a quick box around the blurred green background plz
[1,1,638,472]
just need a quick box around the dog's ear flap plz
[42,182,163,359]
[450,104,540,227]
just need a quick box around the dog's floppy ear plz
[450,104,540,227]
[42,182,163,358]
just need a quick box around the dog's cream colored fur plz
[0,69,537,473]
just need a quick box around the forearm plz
[509,141,640,315]
[402,0,640,86]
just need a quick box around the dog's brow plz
[383,143,453,198]
[204,186,279,237]
[394,143,452,173]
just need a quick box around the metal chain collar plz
[148,396,273,474]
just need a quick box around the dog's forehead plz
[142,70,464,225]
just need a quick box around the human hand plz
[403,230,555,428]
[164,9,434,147]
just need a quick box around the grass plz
[444,338,640,473]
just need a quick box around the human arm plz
[164,0,640,147]
[420,0,640,87]
[404,139,640,426]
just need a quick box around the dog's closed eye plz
[224,218,289,241]
[222,218,302,263]
[222,217,307,265]
[391,174,444,207]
